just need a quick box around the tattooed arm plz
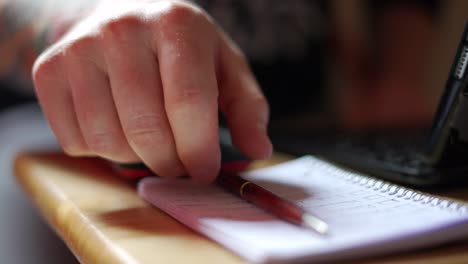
[0,0,96,92]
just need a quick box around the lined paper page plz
[139,156,468,263]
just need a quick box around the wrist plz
[33,1,100,52]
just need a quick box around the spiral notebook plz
[139,156,468,263]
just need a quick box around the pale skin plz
[5,0,434,182]
[32,0,273,182]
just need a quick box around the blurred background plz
[260,0,468,135]
[0,0,467,263]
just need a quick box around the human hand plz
[32,0,272,182]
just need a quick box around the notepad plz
[138,156,468,263]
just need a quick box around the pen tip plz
[302,214,329,235]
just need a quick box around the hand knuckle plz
[167,87,203,107]
[32,52,63,90]
[230,42,247,62]
[162,3,200,24]
[65,36,97,58]
[158,3,209,33]
[86,131,118,154]
[252,95,269,110]
[101,15,143,42]
[125,114,165,147]
[32,52,60,80]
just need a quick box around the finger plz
[102,20,184,177]
[157,16,220,182]
[32,50,90,156]
[217,34,272,159]
[63,39,139,163]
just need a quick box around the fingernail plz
[256,123,273,159]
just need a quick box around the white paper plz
[138,156,468,263]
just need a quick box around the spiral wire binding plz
[304,156,468,215]
[455,45,468,80]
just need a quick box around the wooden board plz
[14,152,468,264]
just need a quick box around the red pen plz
[216,171,329,235]
[112,128,328,234]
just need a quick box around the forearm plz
[0,0,97,82]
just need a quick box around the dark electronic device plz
[273,21,468,187]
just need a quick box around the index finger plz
[156,12,220,182]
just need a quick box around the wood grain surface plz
[13,152,468,264]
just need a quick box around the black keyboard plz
[271,131,429,175]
